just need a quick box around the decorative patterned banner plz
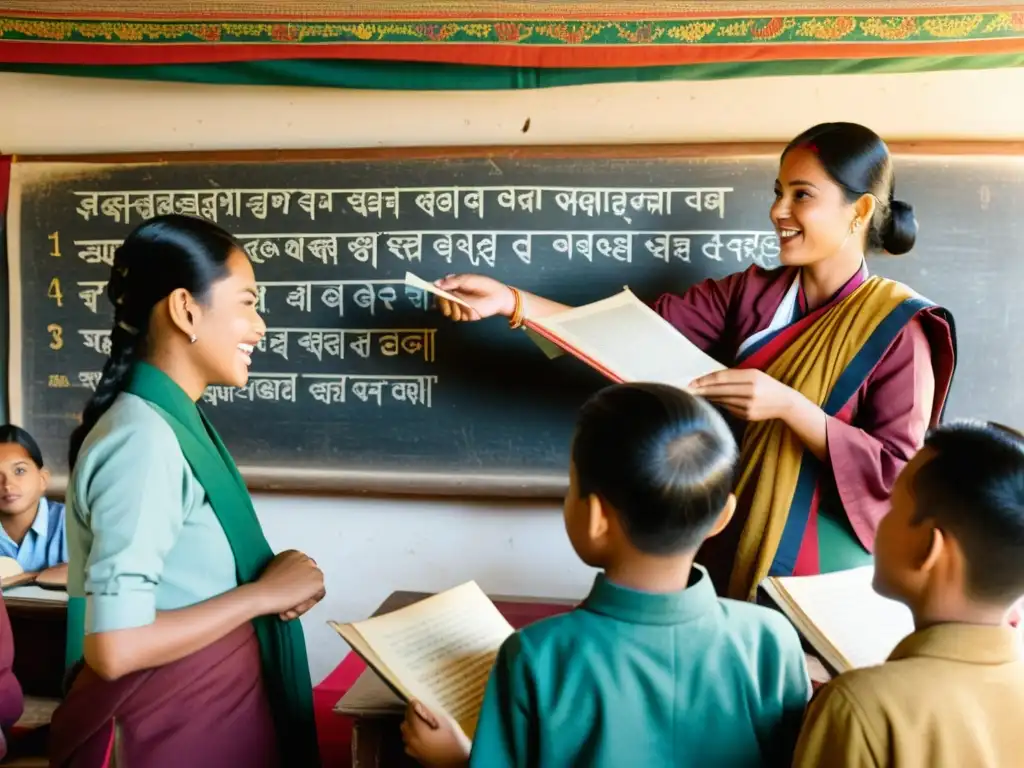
[2,3,1024,68]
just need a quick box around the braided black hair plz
[68,214,241,468]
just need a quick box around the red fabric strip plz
[0,156,11,218]
[733,305,829,373]
[2,37,1024,68]
[100,722,115,768]
[792,489,820,577]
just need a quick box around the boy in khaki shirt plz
[794,421,1024,768]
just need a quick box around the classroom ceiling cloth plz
[1,2,1024,87]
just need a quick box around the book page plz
[340,582,515,738]
[764,567,914,673]
[523,327,566,360]
[531,290,724,388]
[404,272,475,311]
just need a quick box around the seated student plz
[0,425,67,572]
[402,383,811,767]
[794,420,1024,768]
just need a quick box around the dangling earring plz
[185,309,197,344]
[850,219,861,234]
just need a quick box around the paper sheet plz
[404,272,475,312]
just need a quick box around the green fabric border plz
[1,53,1023,90]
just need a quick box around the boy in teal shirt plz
[403,383,811,767]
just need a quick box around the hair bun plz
[882,199,917,255]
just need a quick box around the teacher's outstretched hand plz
[434,274,513,322]
[434,274,570,324]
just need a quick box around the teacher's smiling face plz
[770,147,860,268]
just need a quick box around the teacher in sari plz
[432,122,957,601]
[51,215,324,767]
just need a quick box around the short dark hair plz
[0,424,45,469]
[784,122,917,255]
[572,383,737,555]
[913,420,1024,604]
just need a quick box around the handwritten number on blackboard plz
[47,324,63,351]
[47,278,64,307]
[48,232,61,258]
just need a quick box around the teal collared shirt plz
[470,566,811,767]
[0,497,67,571]
[66,393,238,635]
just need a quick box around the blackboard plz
[4,145,1023,497]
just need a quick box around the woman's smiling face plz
[770,147,860,268]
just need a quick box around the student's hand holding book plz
[255,549,326,620]
[401,699,471,768]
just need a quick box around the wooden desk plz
[3,590,67,699]
[2,696,59,766]
[338,590,830,767]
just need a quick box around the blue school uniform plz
[0,497,67,571]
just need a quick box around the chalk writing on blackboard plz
[72,185,732,225]
[74,230,778,273]
[76,326,436,362]
[16,155,790,492]
[53,184,775,433]
[75,370,438,409]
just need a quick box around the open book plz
[328,581,514,738]
[405,272,725,389]
[525,289,725,387]
[761,567,914,674]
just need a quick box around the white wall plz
[2,67,1022,682]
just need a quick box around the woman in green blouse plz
[49,215,324,767]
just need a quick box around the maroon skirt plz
[49,623,279,768]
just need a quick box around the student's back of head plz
[875,419,1024,610]
[404,385,812,768]
[567,383,738,562]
